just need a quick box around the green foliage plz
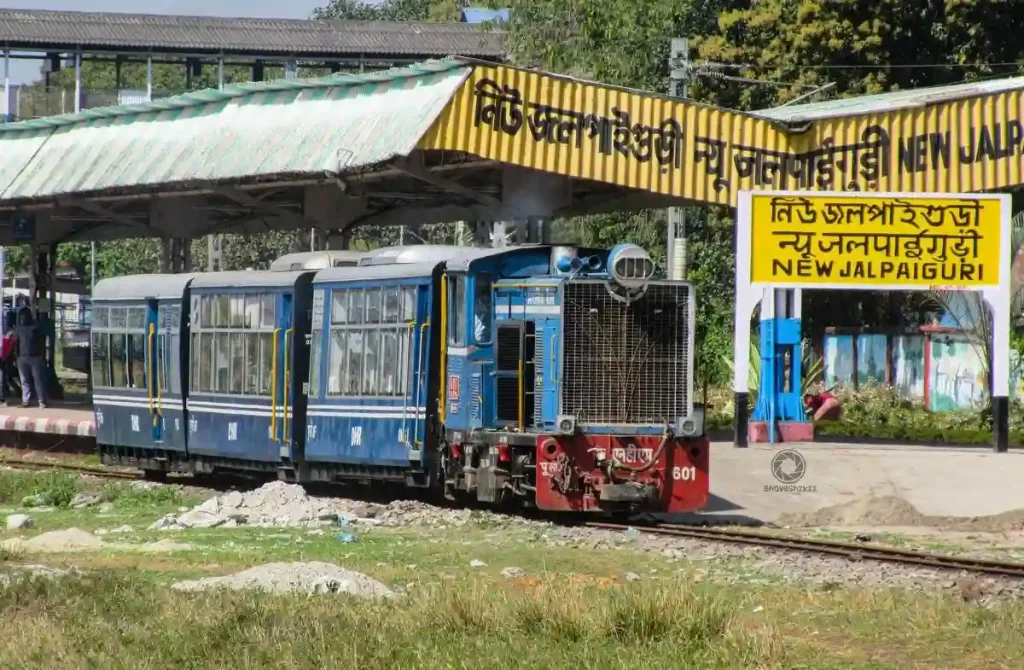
[707,380,1024,446]
[101,482,184,510]
[694,0,1024,111]
[314,0,458,21]
[720,337,822,405]
[19,471,80,509]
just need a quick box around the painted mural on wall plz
[856,334,888,385]
[823,335,853,390]
[892,335,925,399]
[928,335,986,412]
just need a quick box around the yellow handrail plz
[439,274,448,424]
[156,332,163,417]
[147,324,155,420]
[283,328,293,443]
[415,320,430,446]
[271,328,281,442]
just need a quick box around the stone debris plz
[469,559,487,568]
[136,539,194,553]
[150,481,533,531]
[500,567,526,579]
[70,493,103,509]
[625,571,641,582]
[170,561,394,598]
[0,564,72,585]
[1,527,105,553]
[6,514,31,530]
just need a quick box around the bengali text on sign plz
[749,194,1001,287]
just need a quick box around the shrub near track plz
[707,382,1024,447]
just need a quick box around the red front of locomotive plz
[534,433,709,513]
[536,247,708,514]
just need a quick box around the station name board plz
[749,193,1002,288]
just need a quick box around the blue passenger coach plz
[304,260,440,483]
[185,271,314,475]
[92,274,193,466]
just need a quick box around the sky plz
[4,0,331,84]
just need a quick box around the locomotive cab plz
[440,244,709,514]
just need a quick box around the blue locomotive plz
[91,243,708,514]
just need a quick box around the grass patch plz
[0,470,80,508]
[101,482,186,510]
[0,572,778,669]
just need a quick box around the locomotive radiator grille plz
[561,280,692,425]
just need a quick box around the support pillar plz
[749,288,811,443]
[159,238,190,273]
[30,244,63,400]
[207,235,223,272]
[74,52,82,113]
[207,59,225,268]
[3,48,10,122]
[146,56,153,101]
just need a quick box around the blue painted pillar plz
[752,289,808,441]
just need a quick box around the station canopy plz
[2,56,1024,246]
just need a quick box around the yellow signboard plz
[748,193,1003,287]
[420,63,1024,207]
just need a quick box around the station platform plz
[697,441,1024,526]
[0,398,94,438]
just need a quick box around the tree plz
[694,0,1024,110]
[314,0,458,21]
[506,0,739,88]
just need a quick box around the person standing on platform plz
[0,318,15,406]
[14,307,47,409]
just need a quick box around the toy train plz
[91,243,709,514]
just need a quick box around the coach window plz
[170,305,182,394]
[191,291,277,397]
[106,307,130,388]
[90,307,110,387]
[448,275,467,347]
[157,305,169,393]
[473,274,493,345]
[325,285,416,398]
[126,307,147,391]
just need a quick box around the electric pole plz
[667,38,690,280]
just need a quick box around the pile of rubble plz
[171,561,394,598]
[149,481,527,531]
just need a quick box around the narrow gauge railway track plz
[3,459,1022,581]
[0,458,141,481]
[586,522,1024,579]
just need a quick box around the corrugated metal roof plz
[93,273,195,301]
[759,77,1024,122]
[190,270,306,289]
[0,128,50,197]
[0,60,472,202]
[314,262,438,284]
[0,8,507,58]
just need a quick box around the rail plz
[0,458,139,480]
[586,522,1024,579]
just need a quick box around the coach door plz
[271,292,294,454]
[144,298,163,443]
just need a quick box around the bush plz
[705,380,1024,446]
